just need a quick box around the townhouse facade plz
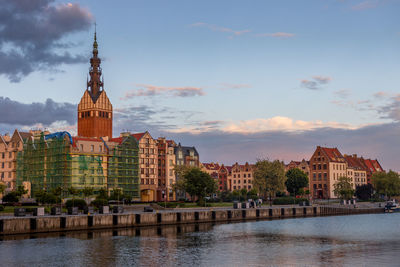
[309,146,347,199]
[0,130,33,192]
[228,162,254,191]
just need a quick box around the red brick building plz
[77,31,113,138]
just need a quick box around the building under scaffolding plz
[16,132,139,199]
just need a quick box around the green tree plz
[333,176,355,200]
[240,188,248,201]
[0,183,5,196]
[253,159,286,205]
[355,184,374,201]
[372,171,400,199]
[182,168,217,203]
[2,191,19,203]
[247,188,258,200]
[15,185,28,197]
[285,168,309,196]
[97,188,109,200]
[68,187,80,207]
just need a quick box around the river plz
[0,213,399,266]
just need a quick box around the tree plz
[372,171,400,199]
[253,159,286,205]
[97,188,109,200]
[182,168,217,203]
[0,183,5,196]
[15,185,28,197]
[240,188,248,201]
[333,176,355,200]
[2,191,19,203]
[285,168,309,196]
[247,188,258,200]
[68,187,80,207]
[355,184,374,201]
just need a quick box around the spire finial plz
[93,22,98,52]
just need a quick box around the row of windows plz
[313,164,327,170]
[80,144,104,152]
[1,152,15,159]
[232,185,252,190]
[313,156,325,162]
[140,168,156,175]
[141,178,155,185]
[80,111,110,118]
[0,162,13,168]
[313,184,328,189]
[233,179,252,184]
[233,173,252,178]
[0,172,12,178]
[140,148,156,154]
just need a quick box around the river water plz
[0,213,399,267]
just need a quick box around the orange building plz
[228,162,254,191]
[0,130,32,192]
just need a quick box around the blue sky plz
[0,0,399,170]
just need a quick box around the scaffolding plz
[107,135,139,198]
[16,132,139,198]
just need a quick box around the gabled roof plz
[131,132,146,141]
[344,155,365,170]
[364,159,384,173]
[319,147,345,162]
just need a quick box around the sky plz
[0,0,399,170]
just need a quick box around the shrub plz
[0,205,4,211]
[91,198,108,208]
[273,197,309,205]
[65,199,87,210]
[2,192,19,203]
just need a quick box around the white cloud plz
[121,84,205,100]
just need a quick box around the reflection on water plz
[1,213,399,266]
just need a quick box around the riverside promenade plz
[0,205,384,236]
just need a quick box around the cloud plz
[351,1,379,10]
[334,89,351,99]
[0,0,93,82]
[121,84,205,100]
[189,22,251,38]
[169,116,370,135]
[301,75,332,90]
[220,83,252,90]
[167,122,400,172]
[378,94,400,121]
[0,97,76,126]
[256,32,295,38]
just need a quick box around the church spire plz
[87,23,103,102]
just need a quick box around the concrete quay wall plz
[0,206,384,236]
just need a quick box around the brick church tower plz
[78,30,113,138]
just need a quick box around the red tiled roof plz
[364,159,383,173]
[320,147,344,162]
[344,155,365,170]
[202,163,220,171]
[131,132,145,141]
[109,137,124,144]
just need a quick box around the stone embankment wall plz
[0,206,384,236]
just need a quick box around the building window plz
[99,145,102,152]
[80,144,84,151]
[9,152,12,158]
